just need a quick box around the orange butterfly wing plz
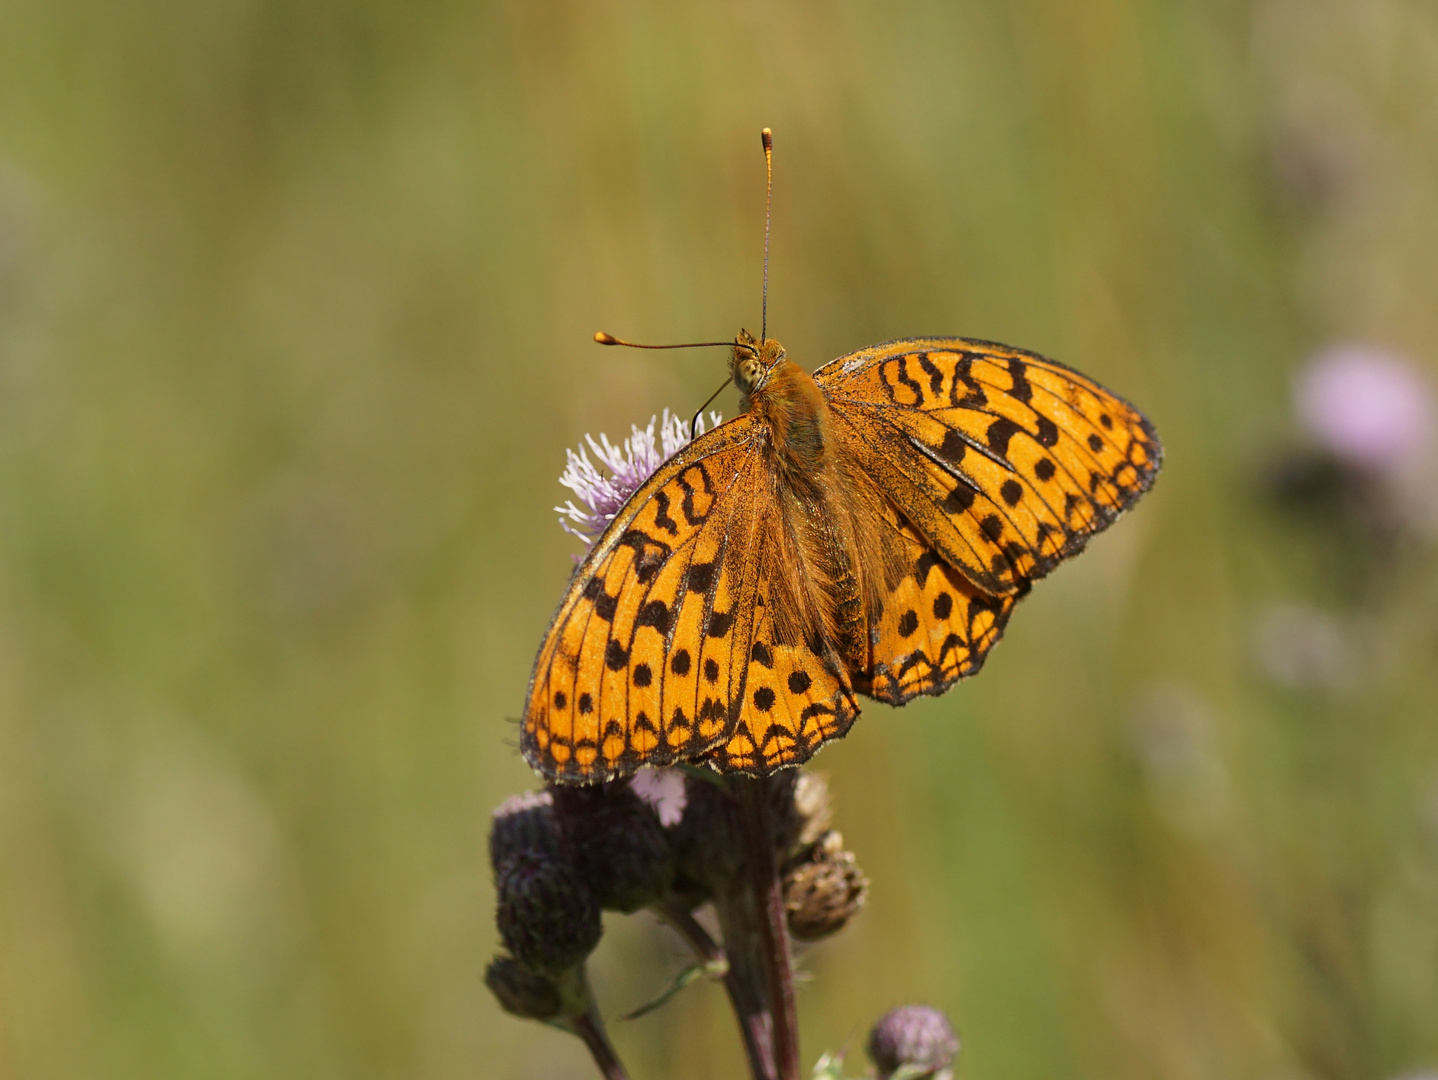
[699,565,860,774]
[852,502,1019,705]
[522,418,859,782]
[818,337,1162,597]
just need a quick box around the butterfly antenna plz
[689,377,732,441]
[760,127,773,344]
[595,332,749,351]
[594,333,756,440]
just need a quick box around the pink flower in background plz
[1295,346,1436,476]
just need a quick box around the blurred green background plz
[3,0,1438,1077]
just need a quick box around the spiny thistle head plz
[550,781,674,914]
[866,1004,960,1080]
[489,789,561,876]
[556,409,721,550]
[494,849,601,974]
[484,954,563,1021]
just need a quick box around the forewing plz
[818,337,1162,594]
[523,419,768,782]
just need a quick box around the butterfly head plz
[731,329,786,403]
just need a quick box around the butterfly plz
[522,330,1162,782]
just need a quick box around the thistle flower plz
[557,409,722,549]
[489,789,561,876]
[866,1004,960,1080]
[1295,346,1434,478]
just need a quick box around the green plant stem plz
[559,968,631,1080]
[570,1011,631,1080]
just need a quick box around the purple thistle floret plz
[557,409,722,551]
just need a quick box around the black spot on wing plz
[937,429,967,465]
[915,352,943,395]
[986,417,1021,459]
[706,610,734,638]
[678,462,715,527]
[686,563,715,593]
[1006,357,1033,403]
[652,490,679,536]
[915,551,942,585]
[949,354,988,409]
[941,483,977,514]
[637,600,671,632]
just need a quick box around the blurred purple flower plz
[557,409,721,550]
[1295,346,1435,476]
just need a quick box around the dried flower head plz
[866,1004,960,1080]
[783,830,868,941]
[557,409,722,549]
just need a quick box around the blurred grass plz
[2,0,1437,1078]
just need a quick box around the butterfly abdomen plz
[748,358,871,671]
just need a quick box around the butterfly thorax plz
[732,331,831,482]
[731,331,872,672]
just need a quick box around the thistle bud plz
[551,781,674,913]
[783,830,868,941]
[866,1004,960,1080]
[495,850,601,973]
[484,954,562,1020]
[667,773,745,899]
[490,789,561,877]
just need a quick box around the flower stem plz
[653,897,725,967]
[713,883,778,1080]
[570,1011,631,1080]
[560,968,631,1080]
[736,776,799,1080]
